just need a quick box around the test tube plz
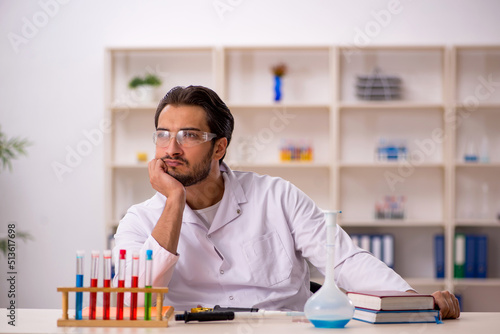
[103,250,112,320]
[89,250,100,320]
[75,250,84,320]
[130,251,140,320]
[144,249,153,320]
[116,249,126,320]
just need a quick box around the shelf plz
[309,276,448,289]
[455,219,500,227]
[110,103,157,111]
[110,163,148,169]
[341,220,444,227]
[454,103,500,110]
[339,162,444,168]
[455,163,500,168]
[339,45,446,52]
[405,278,446,286]
[224,46,331,105]
[105,45,500,312]
[228,162,330,169]
[229,103,331,110]
[338,102,444,110]
[453,279,500,287]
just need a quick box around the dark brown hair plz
[154,86,234,164]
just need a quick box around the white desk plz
[1,309,499,334]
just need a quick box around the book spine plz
[465,235,476,278]
[454,233,465,279]
[371,235,383,262]
[475,235,488,279]
[360,235,371,254]
[434,234,445,279]
[351,234,360,248]
[354,234,395,268]
[382,234,394,269]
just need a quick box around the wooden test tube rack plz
[57,286,171,327]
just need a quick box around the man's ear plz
[213,137,228,161]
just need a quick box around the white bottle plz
[479,136,490,163]
[480,182,490,220]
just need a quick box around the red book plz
[347,290,435,311]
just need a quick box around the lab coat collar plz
[181,162,247,231]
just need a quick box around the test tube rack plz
[57,286,172,327]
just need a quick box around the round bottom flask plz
[304,211,354,328]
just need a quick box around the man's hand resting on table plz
[406,289,460,319]
[432,290,460,319]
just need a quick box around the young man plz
[113,85,459,319]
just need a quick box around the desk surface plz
[1,309,499,334]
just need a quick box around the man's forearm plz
[151,193,185,254]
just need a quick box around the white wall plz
[1,0,499,309]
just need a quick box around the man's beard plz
[163,147,214,187]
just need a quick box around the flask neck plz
[323,223,336,287]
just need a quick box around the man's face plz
[155,104,217,187]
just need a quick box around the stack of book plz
[347,291,440,324]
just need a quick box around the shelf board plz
[340,220,444,227]
[338,45,446,52]
[455,219,500,227]
[224,45,331,52]
[227,162,331,169]
[109,163,148,169]
[339,162,444,168]
[228,103,331,110]
[454,45,500,51]
[338,102,444,110]
[108,46,215,53]
[455,162,500,168]
[405,278,446,286]
[110,103,157,111]
[453,278,500,287]
[454,102,500,110]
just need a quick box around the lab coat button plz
[229,296,234,300]
[237,209,241,214]
[207,234,211,239]
[220,269,224,275]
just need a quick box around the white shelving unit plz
[105,45,500,312]
[222,46,335,210]
[104,47,217,239]
[450,45,500,311]
[334,46,449,303]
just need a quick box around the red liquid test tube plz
[89,250,100,320]
[130,251,140,320]
[116,249,126,320]
[103,250,112,320]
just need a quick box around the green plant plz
[0,126,33,255]
[128,74,162,89]
[0,125,31,172]
[0,231,33,257]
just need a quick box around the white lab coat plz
[113,163,412,311]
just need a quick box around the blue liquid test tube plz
[75,250,84,320]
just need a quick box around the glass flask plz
[304,210,354,328]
